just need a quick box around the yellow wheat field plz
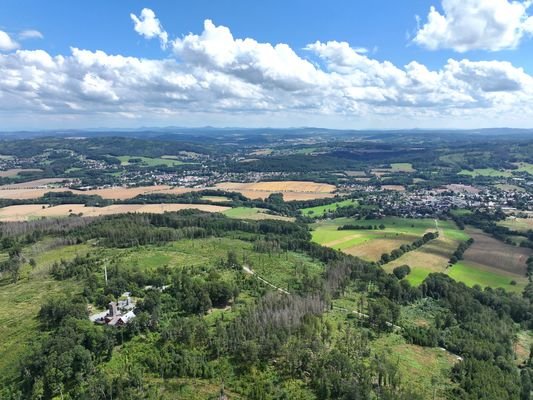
[0,185,200,200]
[0,203,230,222]
[214,181,335,200]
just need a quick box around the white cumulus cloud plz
[0,30,19,51]
[1,13,533,128]
[415,0,533,52]
[130,8,168,48]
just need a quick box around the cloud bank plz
[1,9,533,128]
[415,0,533,52]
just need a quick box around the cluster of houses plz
[361,185,533,219]
[89,292,136,327]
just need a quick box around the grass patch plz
[448,261,526,292]
[300,199,357,217]
[371,333,458,399]
[458,168,512,178]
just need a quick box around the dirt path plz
[242,265,290,294]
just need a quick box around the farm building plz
[90,292,136,326]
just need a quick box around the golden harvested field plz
[0,188,68,200]
[344,237,412,259]
[0,185,200,200]
[0,181,336,201]
[382,185,406,192]
[0,203,229,222]
[0,169,42,178]
[215,181,336,200]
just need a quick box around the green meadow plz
[458,168,512,177]
[448,261,527,293]
[300,198,358,217]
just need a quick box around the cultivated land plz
[222,207,294,221]
[0,203,230,222]
[0,168,42,178]
[312,217,439,262]
[383,220,469,285]
[0,181,337,202]
[382,185,406,191]
[498,217,533,233]
[0,185,199,200]
[313,217,529,291]
[215,181,336,200]
[300,198,357,217]
[447,228,532,292]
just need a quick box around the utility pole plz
[104,262,108,286]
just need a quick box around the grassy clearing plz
[112,237,323,290]
[515,331,533,365]
[300,199,357,217]
[371,333,458,399]
[117,156,186,167]
[458,168,512,177]
[223,207,294,221]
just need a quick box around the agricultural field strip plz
[0,203,230,222]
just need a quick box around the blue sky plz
[1,0,533,129]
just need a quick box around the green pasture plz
[300,198,357,217]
